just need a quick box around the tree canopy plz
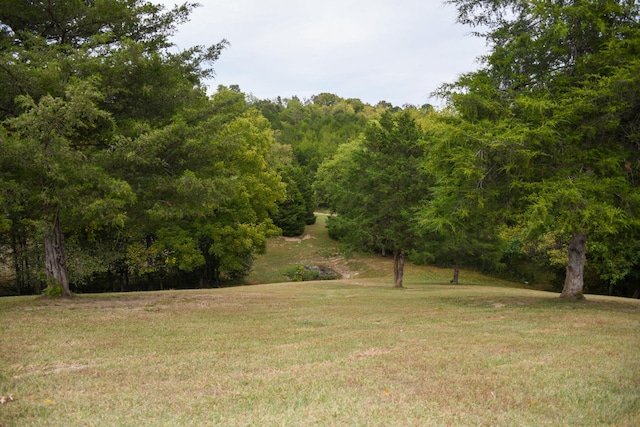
[1,0,639,299]
[0,1,284,295]
[315,110,432,287]
[431,0,640,298]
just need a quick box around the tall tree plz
[113,86,286,288]
[417,114,508,284]
[272,166,309,237]
[315,110,431,287]
[0,1,228,294]
[438,0,640,299]
[1,80,134,296]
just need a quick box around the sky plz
[157,0,488,107]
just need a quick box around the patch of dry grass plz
[1,217,638,425]
[1,283,639,426]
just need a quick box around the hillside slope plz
[247,214,528,289]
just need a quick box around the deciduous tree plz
[110,86,286,287]
[1,80,134,296]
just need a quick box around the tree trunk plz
[451,263,460,284]
[393,249,405,288]
[559,232,586,300]
[44,215,72,297]
[10,231,22,295]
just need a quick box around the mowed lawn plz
[1,280,639,426]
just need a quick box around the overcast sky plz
[158,0,488,107]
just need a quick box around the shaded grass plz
[1,283,639,426]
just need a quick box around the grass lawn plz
[1,217,639,426]
[1,283,639,426]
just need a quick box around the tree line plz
[315,0,640,299]
[1,0,639,299]
[0,1,287,296]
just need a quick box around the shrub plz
[282,264,341,282]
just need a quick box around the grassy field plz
[1,217,639,426]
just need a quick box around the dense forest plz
[1,0,639,299]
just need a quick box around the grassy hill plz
[247,213,526,289]
[1,216,639,426]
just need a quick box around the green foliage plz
[114,86,286,286]
[271,164,316,236]
[282,264,340,281]
[0,0,226,122]
[0,2,285,293]
[253,94,387,180]
[272,173,307,237]
[315,110,432,285]
[437,0,640,293]
[254,94,405,243]
[416,113,509,275]
[289,166,317,226]
[283,264,312,281]
[42,284,62,297]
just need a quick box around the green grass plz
[1,218,639,426]
[248,213,522,287]
[247,213,377,284]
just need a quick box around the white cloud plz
[159,0,487,106]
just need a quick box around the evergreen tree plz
[435,0,640,299]
[315,110,431,287]
[272,168,307,237]
[0,2,287,293]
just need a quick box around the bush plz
[283,264,341,282]
[43,284,63,297]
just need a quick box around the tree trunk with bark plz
[44,215,72,297]
[451,263,460,284]
[393,249,405,288]
[559,232,586,300]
